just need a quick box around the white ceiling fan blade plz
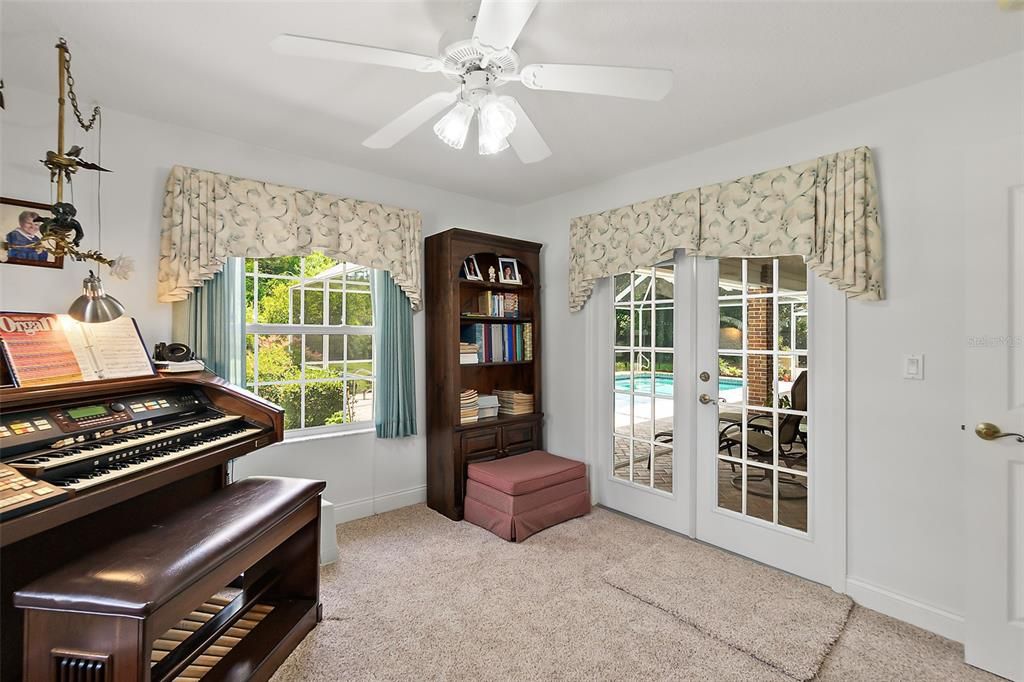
[472,0,540,52]
[271,34,443,73]
[519,64,673,101]
[503,98,550,164]
[364,90,459,149]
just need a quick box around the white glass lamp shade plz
[478,95,516,155]
[479,95,516,139]
[478,129,510,155]
[433,101,475,149]
[68,271,125,324]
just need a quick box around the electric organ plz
[0,371,323,681]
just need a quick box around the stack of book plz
[460,389,479,424]
[468,291,519,318]
[494,390,534,416]
[459,342,479,365]
[459,322,533,363]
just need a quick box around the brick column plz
[746,264,774,407]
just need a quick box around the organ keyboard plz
[0,371,285,682]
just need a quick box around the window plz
[612,265,675,493]
[716,256,808,531]
[245,254,374,433]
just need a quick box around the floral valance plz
[158,166,423,309]
[568,146,883,310]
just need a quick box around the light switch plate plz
[903,354,924,380]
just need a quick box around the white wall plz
[0,85,515,520]
[511,52,1024,641]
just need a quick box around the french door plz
[594,252,842,585]
[693,255,841,586]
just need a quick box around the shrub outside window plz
[244,254,373,433]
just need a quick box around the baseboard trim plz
[332,485,427,525]
[846,576,964,642]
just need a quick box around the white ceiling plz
[3,1,1021,205]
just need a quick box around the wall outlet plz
[903,354,925,380]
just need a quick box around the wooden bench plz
[14,476,325,681]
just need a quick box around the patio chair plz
[719,370,808,499]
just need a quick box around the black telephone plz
[153,342,196,363]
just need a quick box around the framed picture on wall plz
[0,197,63,269]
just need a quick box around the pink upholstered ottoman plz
[464,450,590,542]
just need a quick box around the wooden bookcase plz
[425,228,543,520]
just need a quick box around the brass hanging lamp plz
[34,38,131,323]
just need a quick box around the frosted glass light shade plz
[478,95,516,140]
[478,129,510,155]
[433,101,474,149]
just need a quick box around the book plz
[459,322,534,363]
[0,312,154,388]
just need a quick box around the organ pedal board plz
[151,590,274,681]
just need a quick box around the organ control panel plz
[0,383,277,522]
[0,390,203,454]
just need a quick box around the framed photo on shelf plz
[463,254,483,281]
[497,257,521,285]
[1,197,62,269]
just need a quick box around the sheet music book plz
[0,312,155,388]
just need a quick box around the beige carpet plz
[271,505,1000,681]
[604,543,851,680]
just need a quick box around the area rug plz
[603,540,853,680]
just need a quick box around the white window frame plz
[246,257,375,436]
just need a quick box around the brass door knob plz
[975,422,1024,443]
[699,393,713,405]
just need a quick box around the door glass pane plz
[744,463,775,523]
[654,303,673,349]
[615,308,631,346]
[654,353,673,396]
[717,457,742,513]
[613,437,631,481]
[632,442,652,486]
[653,444,672,492]
[714,256,809,533]
[779,473,808,532]
[615,351,631,391]
[614,394,632,436]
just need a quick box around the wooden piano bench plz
[13,476,326,682]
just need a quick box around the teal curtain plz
[171,258,246,387]
[374,270,417,438]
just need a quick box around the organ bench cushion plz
[13,476,325,617]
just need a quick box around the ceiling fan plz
[271,0,673,163]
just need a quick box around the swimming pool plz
[614,373,743,395]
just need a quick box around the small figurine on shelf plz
[488,265,497,283]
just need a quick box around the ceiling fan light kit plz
[272,0,673,163]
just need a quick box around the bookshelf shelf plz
[460,360,534,367]
[460,316,533,323]
[425,229,543,521]
[458,280,527,293]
